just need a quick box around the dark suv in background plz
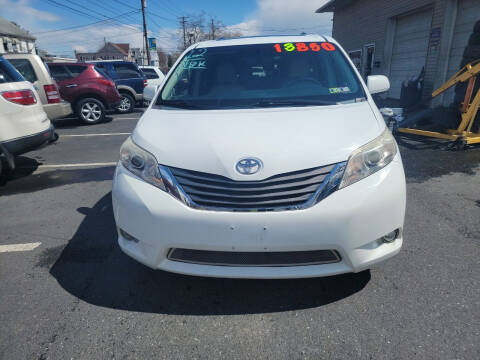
[48,63,122,124]
[89,61,146,113]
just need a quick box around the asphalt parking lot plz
[1,110,479,360]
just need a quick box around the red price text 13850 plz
[273,42,336,53]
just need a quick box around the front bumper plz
[112,156,406,278]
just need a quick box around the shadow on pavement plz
[47,192,371,315]
[0,165,115,195]
[396,134,480,183]
[0,156,39,186]
[52,116,114,129]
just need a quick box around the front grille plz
[168,248,341,267]
[168,163,340,211]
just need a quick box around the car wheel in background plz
[117,93,134,113]
[76,98,105,124]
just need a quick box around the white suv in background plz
[5,53,72,121]
[0,56,54,174]
[113,35,406,279]
[140,66,165,105]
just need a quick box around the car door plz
[111,63,145,95]
[49,65,80,103]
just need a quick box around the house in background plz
[75,42,133,62]
[317,0,480,106]
[0,17,36,54]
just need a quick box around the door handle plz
[65,84,78,88]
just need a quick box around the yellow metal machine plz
[398,59,480,147]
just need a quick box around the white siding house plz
[317,0,480,107]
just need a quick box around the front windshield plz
[157,41,364,109]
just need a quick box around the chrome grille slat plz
[182,181,322,196]
[181,182,322,197]
[170,165,334,187]
[166,162,343,211]
[191,197,312,208]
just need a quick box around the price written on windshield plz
[273,42,336,53]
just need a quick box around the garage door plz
[443,0,480,105]
[389,8,433,99]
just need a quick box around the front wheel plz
[117,93,134,113]
[76,98,105,124]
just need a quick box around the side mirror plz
[367,75,390,94]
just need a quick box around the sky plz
[0,0,332,57]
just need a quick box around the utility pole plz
[179,16,188,49]
[210,19,216,40]
[141,0,150,65]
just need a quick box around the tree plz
[177,14,242,51]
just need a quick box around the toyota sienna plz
[112,35,406,278]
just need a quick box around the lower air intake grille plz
[167,163,342,211]
[168,248,341,267]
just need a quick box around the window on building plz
[113,63,141,79]
[7,58,38,83]
[348,50,362,72]
[363,44,375,78]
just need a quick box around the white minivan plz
[113,35,406,278]
[0,56,54,173]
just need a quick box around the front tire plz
[76,98,105,124]
[117,93,134,113]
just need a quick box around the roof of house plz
[316,0,355,13]
[0,17,35,40]
[111,43,129,54]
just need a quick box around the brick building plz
[316,0,480,106]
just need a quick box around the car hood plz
[133,101,383,181]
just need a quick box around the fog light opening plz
[382,229,399,243]
[119,228,139,243]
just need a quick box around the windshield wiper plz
[251,99,338,108]
[156,100,204,109]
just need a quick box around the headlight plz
[120,137,165,190]
[339,128,397,189]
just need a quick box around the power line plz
[33,10,140,35]
[150,0,181,18]
[44,0,140,33]
[146,11,177,23]
[62,0,140,32]
[83,0,140,23]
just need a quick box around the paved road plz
[1,110,479,359]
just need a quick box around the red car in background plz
[47,63,122,124]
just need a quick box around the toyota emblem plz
[235,158,263,175]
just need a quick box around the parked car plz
[88,60,146,113]
[112,35,406,278]
[140,66,165,86]
[4,53,72,121]
[140,66,165,105]
[47,63,122,124]
[0,56,54,175]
